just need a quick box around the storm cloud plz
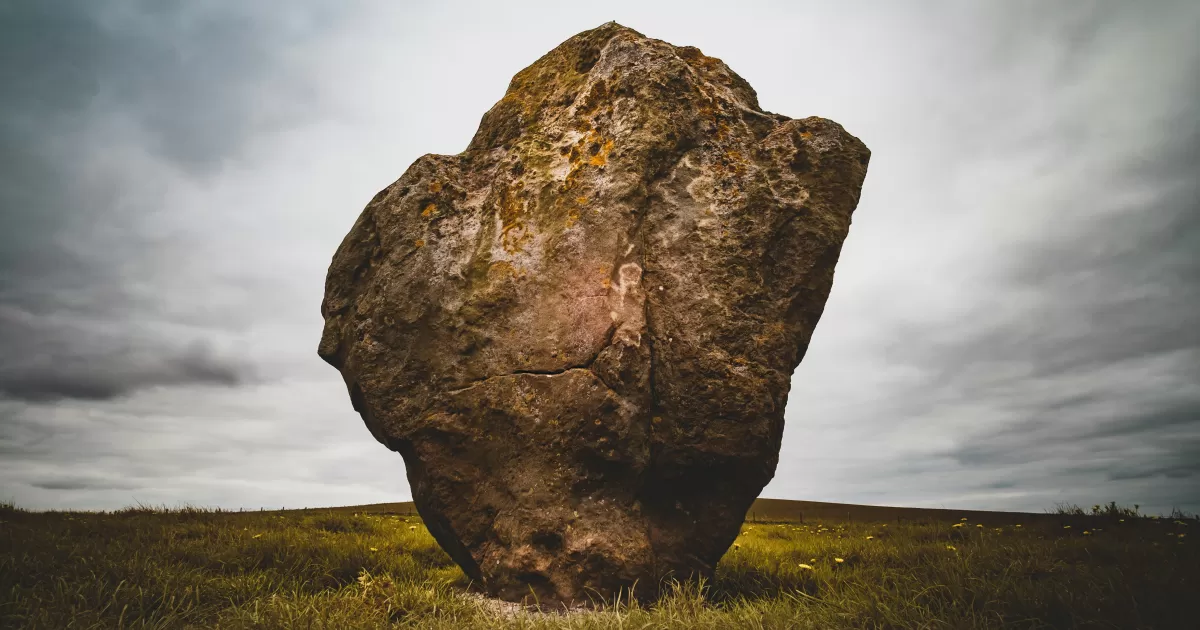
[2,0,1197,514]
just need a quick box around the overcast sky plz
[2,0,1197,515]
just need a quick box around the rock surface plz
[319,22,870,605]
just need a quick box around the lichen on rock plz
[319,21,870,606]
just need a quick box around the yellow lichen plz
[561,128,614,191]
[564,207,581,229]
[488,261,525,280]
[588,138,614,166]
[421,203,437,217]
[497,183,533,253]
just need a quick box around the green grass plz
[1,500,1196,629]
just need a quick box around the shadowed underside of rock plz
[319,21,870,606]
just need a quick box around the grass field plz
[1,499,1196,629]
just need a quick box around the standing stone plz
[319,22,869,606]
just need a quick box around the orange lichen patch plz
[601,277,612,289]
[498,184,524,231]
[560,172,579,194]
[421,203,437,217]
[429,181,443,193]
[540,194,574,231]
[710,149,748,177]
[497,183,534,253]
[563,207,581,229]
[414,239,425,248]
[588,138,614,166]
[502,223,532,254]
[692,83,724,122]
[800,131,813,140]
[561,128,615,192]
[575,196,589,204]
[487,260,526,280]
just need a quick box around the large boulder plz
[319,22,869,605]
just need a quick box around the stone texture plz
[318,22,870,605]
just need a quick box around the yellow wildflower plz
[252,533,262,539]
[798,563,814,570]
[866,535,875,540]
[952,523,964,528]
[834,557,844,564]
[369,547,378,552]
[946,544,957,551]
[1082,531,1092,536]
[976,524,984,528]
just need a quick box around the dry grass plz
[1,500,1196,628]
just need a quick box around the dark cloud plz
[31,477,139,492]
[1105,442,1200,482]
[0,337,245,403]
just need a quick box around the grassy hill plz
[284,497,1128,527]
[1,499,1195,628]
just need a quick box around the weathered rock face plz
[319,22,869,605]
